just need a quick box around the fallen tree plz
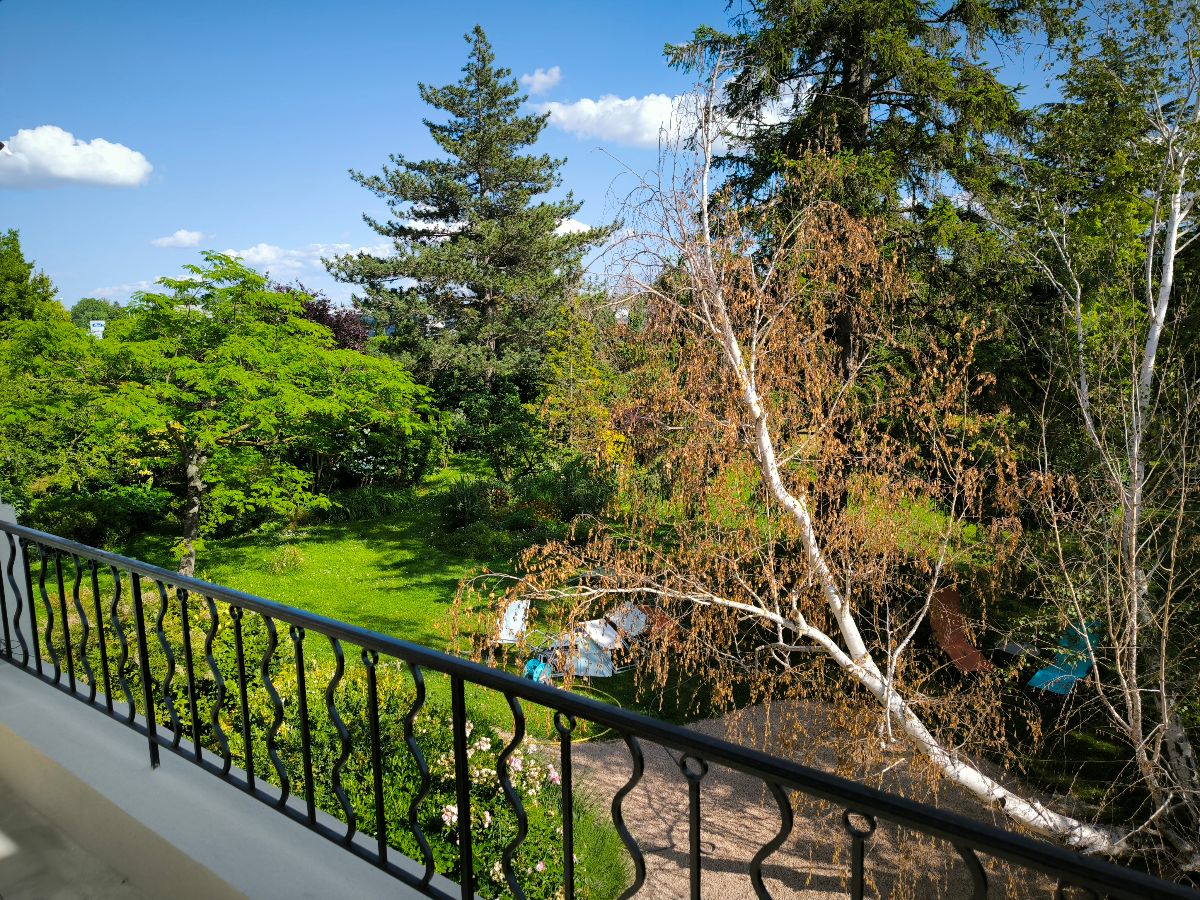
[458,60,1139,860]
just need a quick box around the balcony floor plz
[0,779,146,900]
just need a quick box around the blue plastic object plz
[1027,622,1099,695]
[523,658,551,683]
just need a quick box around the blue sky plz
[0,0,727,306]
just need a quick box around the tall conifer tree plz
[328,27,606,473]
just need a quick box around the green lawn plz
[127,464,491,650]
[118,460,696,737]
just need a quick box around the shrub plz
[437,476,509,531]
[90,608,625,900]
[25,484,175,546]
[439,520,516,558]
[310,487,414,523]
[514,457,615,522]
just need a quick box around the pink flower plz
[482,810,492,828]
[548,764,561,786]
[441,804,458,828]
[536,860,546,873]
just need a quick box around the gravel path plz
[567,704,1056,899]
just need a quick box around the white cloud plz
[555,218,591,235]
[542,81,807,152]
[93,279,156,299]
[151,229,206,248]
[223,241,392,275]
[520,66,562,95]
[540,93,686,148]
[0,125,152,188]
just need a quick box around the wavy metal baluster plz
[403,661,434,888]
[177,588,202,761]
[843,810,877,900]
[0,535,11,662]
[53,550,76,691]
[204,595,230,775]
[497,693,529,900]
[954,843,988,899]
[678,754,708,900]
[324,633,350,844]
[260,614,290,806]
[749,781,794,900]
[231,607,254,788]
[291,625,316,825]
[613,732,646,899]
[72,556,95,702]
[20,538,41,675]
[362,649,387,866]
[108,566,135,722]
[154,580,181,744]
[555,712,577,900]
[325,636,356,844]
[88,560,112,712]
[38,546,60,683]
[129,573,160,767]
[450,674,474,900]
[5,532,28,666]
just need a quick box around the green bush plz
[514,457,615,521]
[26,484,175,546]
[310,487,414,523]
[437,476,509,531]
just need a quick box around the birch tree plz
[976,0,1200,870]
[461,62,1130,859]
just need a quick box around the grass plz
[126,465,489,650]
[115,458,699,739]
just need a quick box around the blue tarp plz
[1027,622,1099,695]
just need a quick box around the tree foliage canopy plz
[327,26,610,476]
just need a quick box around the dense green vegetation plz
[3,1,1200,887]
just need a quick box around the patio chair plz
[531,602,651,680]
[496,599,531,645]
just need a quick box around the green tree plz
[0,229,64,323]
[977,0,1200,863]
[673,0,1032,216]
[0,234,104,515]
[327,26,609,477]
[0,304,108,515]
[69,296,127,330]
[100,253,437,575]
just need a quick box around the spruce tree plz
[328,26,606,475]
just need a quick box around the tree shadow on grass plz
[175,496,509,651]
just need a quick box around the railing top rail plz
[3,520,1195,899]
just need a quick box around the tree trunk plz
[179,446,207,577]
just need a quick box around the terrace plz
[0,517,1194,900]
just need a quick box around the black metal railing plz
[0,520,1195,900]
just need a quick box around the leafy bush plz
[310,487,414,523]
[25,484,175,546]
[514,457,615,521]
[437,476,509,531]
[439,521,517,558]
[82,607,625,900]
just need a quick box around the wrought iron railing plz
[0,520,1194,900]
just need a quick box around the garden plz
[2,0,1200,894]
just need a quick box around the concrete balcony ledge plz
[0,662,451,899]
